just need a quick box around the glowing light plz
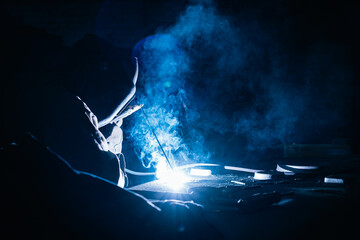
[189,168,212,176]
[156,158,189,191]
[324,177,344,184]
[276,164,295,175]
[285,165,318,170]
[253,171,272,180]
[231,180,246,185]
[224,166,261,173]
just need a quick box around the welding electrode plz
[109,104,143,125]
[139,106,174,171]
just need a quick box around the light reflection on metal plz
[224,166,261,173]
[190,168,212,177]
[276,164,295,175]
[285,165,318,170]
[231,180,246,185]
[176,163,220,169]
[324,177,344,184]
[254,171,272,180]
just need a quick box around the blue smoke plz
[129,34,195,168]
[127,0,353,169]
[128,1,240,168]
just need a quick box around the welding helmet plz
[61,34,138,127]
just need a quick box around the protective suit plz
[1,21,221,238]
[1,34,137,186]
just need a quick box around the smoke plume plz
[127,0,353,169]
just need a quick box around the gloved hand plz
[100,121,126,187]
[151,200,222,239]
[152,199,205,219]
[104,121,123,154]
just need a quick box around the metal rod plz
[140,107,174,171]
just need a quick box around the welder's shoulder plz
[33,84,120,182]
[2,82,118,180]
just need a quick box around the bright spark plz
[189,168,212,177]
[156,158,189,191]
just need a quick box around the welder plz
[2,34,133,187]
[0,20,220,238]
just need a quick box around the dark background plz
[2,0,359,171]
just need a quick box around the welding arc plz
[139,107,174,171]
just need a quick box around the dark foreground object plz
[1,134,220,239]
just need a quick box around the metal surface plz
[129,173,252,194]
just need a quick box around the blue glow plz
[128,0,353,173]
[156,157,189,191]
[130,33,199,170]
